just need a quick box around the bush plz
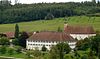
[0,46,7,54]
[14,46,22,53]
[33,49,42,57]
[81,55,88,59]
[7,48,15,55]
[41,45,47,52]
[0,37,10,45]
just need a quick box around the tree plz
[18,32,29,48]
[33,49,42,57]
[0,37,10,45]
[91,34,100,55]
[50,42,71,59]
[15,24,19,39]
[76,38,91,50]
[98,42,100,59]
[49,46,59,59]
[88,50,96,59]
[41,45,47,52]
[1,0,11,5]
[0,2,100,24]
[13,31,29,48]
[74,49,80,59]
[12,38,19,45]
[81,55,88,59]
[92,0,96,3]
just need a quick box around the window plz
[49,41,51,43]
[28,40,30,42]
[38,44,40,46]
[33,44,35,45]
[43,41,45,43]
[52,41,54,43]
[30,44,32,45]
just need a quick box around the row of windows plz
[28,40,74,43]
[28,43,74,47]
[28,40,56,43]
[28,44,53,46]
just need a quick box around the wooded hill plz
[0,0,100,24]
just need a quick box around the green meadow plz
[0,16,100,33]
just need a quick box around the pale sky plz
[9,0,92,4]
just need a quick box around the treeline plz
[0,0,100,24]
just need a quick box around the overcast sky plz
[9,0,92,4]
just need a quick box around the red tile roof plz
[27,31,75,42]
[4,32,15,39]
[64,25,95,34]
[3,32,33,39]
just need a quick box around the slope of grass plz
[0,16,100,33]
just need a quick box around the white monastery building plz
[26,31,76,50]
[64,23,96,40]
[26,23,96,50]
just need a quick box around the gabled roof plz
[27,31,76,42]
[64,25,95,34]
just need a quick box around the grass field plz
[0,16,100,33]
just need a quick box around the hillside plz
[0,16,100,33]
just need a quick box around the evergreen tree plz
[15,24,19,39]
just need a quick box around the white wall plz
[70,34,96,40]
[26,40,76,50]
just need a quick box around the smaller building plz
[64,23,96,40]
[26,31,76,50]
[3,32,15,39]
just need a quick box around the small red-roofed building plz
[3,32,15,39]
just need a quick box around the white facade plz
[26,40,76,50]
[70,34,96,40]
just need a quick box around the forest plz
[0,0,100,24]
